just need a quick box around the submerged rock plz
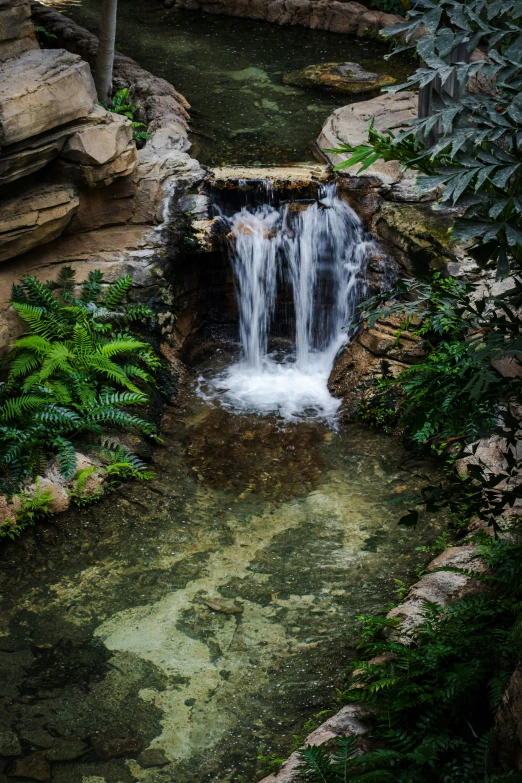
[283,62,395,95]
[197,597,244,614]
[90,735,144,761]
[0,730,21,756]
[137,748,169,768]
[8,751,50,782]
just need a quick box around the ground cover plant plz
[0,267,160,524]
[298,0,522,779]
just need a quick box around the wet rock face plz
[328,314,425,420]
[283,61,395,95]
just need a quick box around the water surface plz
[0,388,446,783]
[47,0,411,164]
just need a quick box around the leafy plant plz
[0,480,54,540]
[0,267,159,492]
[34,24,57,41]
[102,87,150,145]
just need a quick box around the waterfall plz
[206,183,378,421]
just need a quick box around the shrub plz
[0,267,160,492]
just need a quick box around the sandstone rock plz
[0,495,22,527]
[0,129,69,185]
[374,200,463,276]
[68,453,105,499]
[0,48,96,145]
[0,106,129,185]
[0,730,22,756]
[283,61,395,94]
[328,315,424,419]
[28,477,71,514]
[0,182,78,263]
[0,34,38,63]
[358,315,425,363]
[65,176,137,234]
[0,1,32,43]
[62,108,133,166]
[60,141,139,188]
[387,550,486,639]
[8,751,50,781]
[317,91,420,200]
[258,705,370,783]
[137,748,169,768]
[455,435,509,479]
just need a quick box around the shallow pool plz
[47,0,411,164]
[0,383,446,783]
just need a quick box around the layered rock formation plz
[0,0,37,62]
[0,1,205,351]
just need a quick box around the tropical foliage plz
[0,267,159,493]
[330,0,522,491]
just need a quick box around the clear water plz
[204,184,377,420]
[0,390,447,783]
[46,0,411,164]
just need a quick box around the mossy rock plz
[283,62,396,95]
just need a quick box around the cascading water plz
[205,183,379,421]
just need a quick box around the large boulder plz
[0,48,96,145]
[283,61,395,95]
[0,182,79,263]
[317,91,420,201]
[61,105,133,165]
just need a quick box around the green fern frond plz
[102,274,132,310]
[81,269,104,303]
[53,436,77,479]
[0,396,49,421]
[98,338,147,357]
[98,391,148,406]
[20,275,61,310]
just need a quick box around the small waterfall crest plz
[205,183,378,421]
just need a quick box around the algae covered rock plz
[283,62,395,95]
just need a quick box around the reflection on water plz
[0,385,446,783]
[46,0,411,164]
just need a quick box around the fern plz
[102,274,133,309]
[81,269,104,303]
[0,267,161,488]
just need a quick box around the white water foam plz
[204,183,378,422]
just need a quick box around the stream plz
[0,6,447,783]
[45,0,411,164]
[0,182,447,783]
[0,392,446,783]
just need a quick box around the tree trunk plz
[94,0,118,104]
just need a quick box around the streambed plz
[0,384,446,783]
[46,0,411,164]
